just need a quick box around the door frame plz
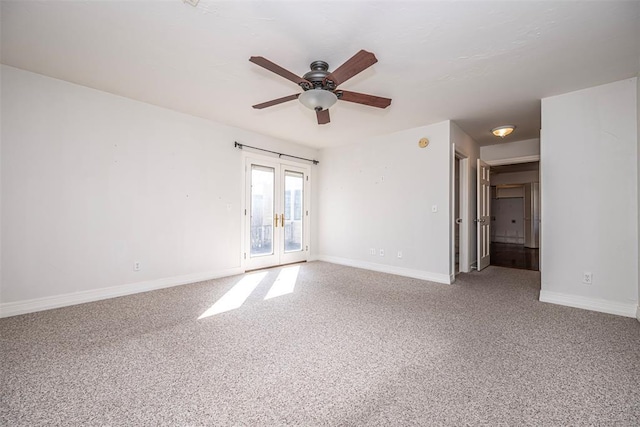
[241,152,311,271]
[450,144,470,281]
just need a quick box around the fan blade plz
[326,50,378,86]
[252,94,300,109]
[316,109,330,125]
[338,90,392,109]
[249,56,310,86]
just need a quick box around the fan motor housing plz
[302,61,336,90]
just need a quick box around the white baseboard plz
[636,306,640,323]
[0,267,244,318]
[539,290,638,318]
[317,255,451,284]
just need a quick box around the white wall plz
[540,78,638,317]
[0,65,3,299]
[480,138,540,163]
[0,66,317,315]
[637,69,640,322]
[450,122,479,272]
[317,121,452,283]
[491,197,524,244]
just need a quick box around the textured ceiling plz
[1,1,639,148]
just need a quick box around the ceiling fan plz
[249,50,392,125]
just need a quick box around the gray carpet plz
[1,262,639,426]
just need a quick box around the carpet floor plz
[1,262,639,426]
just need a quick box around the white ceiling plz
[1,1,639,148]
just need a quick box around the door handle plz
[280,213,285,226]
[456,218,462,224]
[274,216,279,228]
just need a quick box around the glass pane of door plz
[283,170,303,253]
[250,165,275,257]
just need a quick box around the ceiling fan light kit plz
[491,125,515,138]
[299,89,338,111]
[249,50,392,125]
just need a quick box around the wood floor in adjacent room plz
[1,262,638,426]
[491,242,540,271]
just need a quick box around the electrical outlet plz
[583,272,592,284]
[379,249,385,257]
[397,251,403,258]
[134,262,141,272]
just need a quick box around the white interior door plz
[245,157,309,270]
[477,159,491,270]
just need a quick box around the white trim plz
[317,255,451,284]
[0,267,244,318]
[539,290,637,318]
[484,155,540,166]
[636,306,640,323]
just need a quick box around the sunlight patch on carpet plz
[264,265,299,300]
[198,272,267,319]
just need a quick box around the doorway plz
[489,162,539,271]
[244,155,310,270]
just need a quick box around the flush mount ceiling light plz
[298,88,338,112]
[491,125,515,138]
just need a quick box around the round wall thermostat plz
[418,137,429,148]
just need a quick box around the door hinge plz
[306,175,309,181]
[306,210,309,216]
[306,245,309,251]
[244,253,246,259]
[244,209,247,215]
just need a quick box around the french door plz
[244,157,310,270]
[477,159,491,270]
